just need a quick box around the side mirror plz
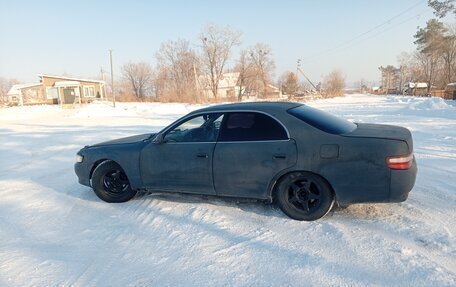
[156,133,165,144]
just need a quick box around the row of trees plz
[118,25,282,103]
[118,24,344,103]
[1,24,345,105]
[399,20,456,91]
[380,1,456,93]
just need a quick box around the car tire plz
[91,160,137,203]
[275,172,335,221]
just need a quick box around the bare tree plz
[155,39,199,102]
[397,52,424,84]
[248,43,276,97]
[428,0,456,18]
[356,78,369,93]
[280,71,300,96]
[199,24,241,99]
[116,78,138,102]
[153,66,169,102]
[323,70,345,97]
[121,62,154,99]
[234,49,255,101]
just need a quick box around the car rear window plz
[288,105,357,134]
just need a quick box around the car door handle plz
[273,154,287,159]
[196,153,208,158]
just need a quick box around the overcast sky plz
[0,0,446,85]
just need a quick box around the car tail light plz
[386,153,414,170]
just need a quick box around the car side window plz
[163,113,223,143]
[218,112,288,141]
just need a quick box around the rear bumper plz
[334,158,417,205]
[389,157,417,202]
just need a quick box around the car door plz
[140,113,223,195]
[213,112,297,198]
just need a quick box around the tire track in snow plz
[72,198,175,286]
[67,199,152,286]
[333,206,456,281]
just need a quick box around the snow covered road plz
[0,94,455,286]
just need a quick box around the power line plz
[301,8,428,64]
[364,11,426,41]
[300,0,427,61]
[109,49,115,108]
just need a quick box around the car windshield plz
[288,105,357,134]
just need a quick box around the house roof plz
[7,83,42,96]
[218,72,239,89]
[267,83,279,92]
[198,72,240,89]
[407,82,428,88]
[54,81,81,87]
[37,74,105,84]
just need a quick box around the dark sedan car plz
[75,102,417,221]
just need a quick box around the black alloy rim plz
[286,178,322,212]
[102,170,130,196]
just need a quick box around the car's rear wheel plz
[275,172,334,221]
[92,160,137,203]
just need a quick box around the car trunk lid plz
[342,123,413,152]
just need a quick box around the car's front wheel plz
[92,160,137,203]
[275,172,334,221]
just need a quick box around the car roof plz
[191,101,303,114]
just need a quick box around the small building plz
[403,82,429,96]
[444,83,456,100]
[265,83,282,98]
[198,72,242,99]
[6,83,43,105]
[371,86,381,93]
[242,81,282,99]
[6,74,106,106]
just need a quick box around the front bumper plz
[74,161,92,187]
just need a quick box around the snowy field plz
[0,94,455,286]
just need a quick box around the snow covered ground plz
[0,94,455,286]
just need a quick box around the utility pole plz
[100,67,105,81]
[193,62,200,100]
[386,70,390,96]
[109,49,115,107]
[296,59,301,82]
[296,63,323,97]
[100,67,106,100]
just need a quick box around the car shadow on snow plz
[134,191,288,219]
[66,186,400,221]
[132,191,397,221]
